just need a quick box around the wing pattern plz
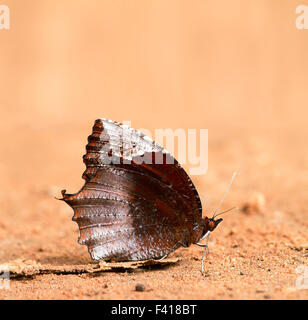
[62,119,202,261]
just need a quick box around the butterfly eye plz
[208,220,215,230]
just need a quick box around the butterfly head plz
[205,217,223,232]
[192,216,223,243]
[192,206,236,244]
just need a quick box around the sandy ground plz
[0,121,307,300]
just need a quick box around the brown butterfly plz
[60,119,236,274]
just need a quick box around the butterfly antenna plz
[212,171,237,219]
[212,206,238,219]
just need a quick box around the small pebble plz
[256,289,264,293]
[241,192,265,214]
[135,283,145,292]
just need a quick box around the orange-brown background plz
[0,0,307,299]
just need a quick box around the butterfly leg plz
[195,231,211,275]
[159,241,187,261]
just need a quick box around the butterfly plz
[61,119,236,274]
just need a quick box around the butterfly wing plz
[62,119,202,261]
